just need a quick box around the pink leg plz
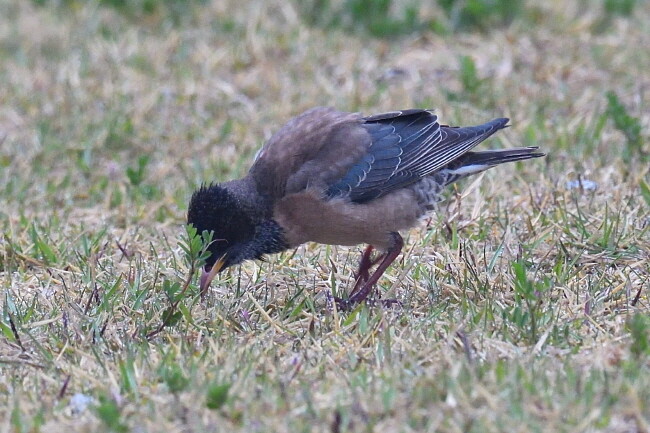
[336,233,403,311]
[353,245,374,286]
[350,245,389,297]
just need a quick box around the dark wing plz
[325,110,509,203]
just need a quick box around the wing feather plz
[326,110,509,202]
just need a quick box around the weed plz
[205,383,230,410]
[437,0,523,32]
[299,0,429,37]
[32,0,208,26]
[95,394,128,433]
[605,91,646,164]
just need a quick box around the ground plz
[0,0,648,432]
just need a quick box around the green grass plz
[1,0,649,431]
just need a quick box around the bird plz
[187,107,544,309]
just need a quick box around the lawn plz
[0,0,648,432]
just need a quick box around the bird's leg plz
[350,244,390,295]
[354,245,375,285]
[336,233,403,311]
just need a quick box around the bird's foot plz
[358,289,403,309]
[332,295,353,312]
[328,293,402,312]
[327,290,369,312]
[372,297,402,309]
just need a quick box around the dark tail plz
[437,146,545,186]
[456,147,545,167]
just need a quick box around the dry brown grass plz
[0,0,648,432]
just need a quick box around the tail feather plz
[436,146,545,186]
[455,147,545,167]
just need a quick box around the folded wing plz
[326,110,510,203]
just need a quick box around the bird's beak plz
[199,254,226,294]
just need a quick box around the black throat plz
[251,219,290,259]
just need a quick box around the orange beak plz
[199,254,226,295]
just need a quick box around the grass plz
[1,0,649,431]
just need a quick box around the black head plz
[187,183,257,270]
[187,183,288,272]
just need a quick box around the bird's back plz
[249,108,530,208]
[249,107,367,200]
